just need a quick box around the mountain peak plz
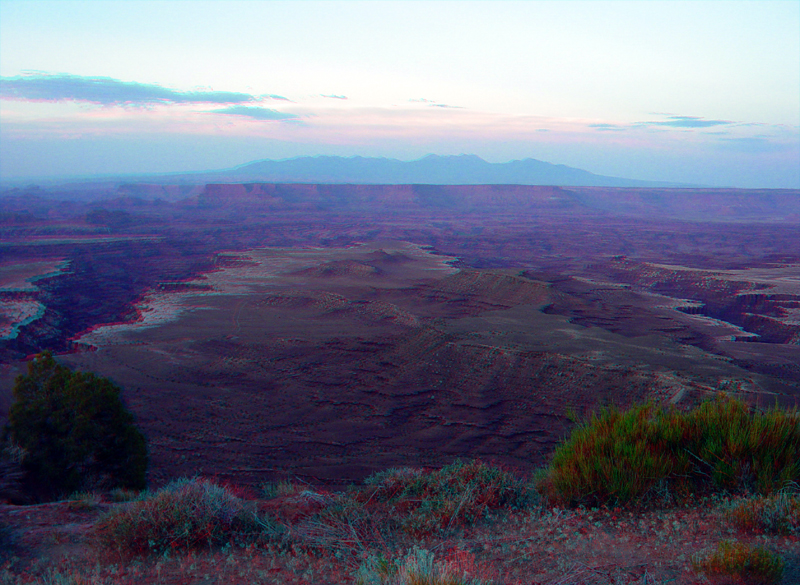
[232,155,689,187]
[419,154,486,162]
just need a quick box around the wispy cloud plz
[592,115,788,138]
[642,115,734,128]
[321,94,347,100]
[589,123,626,132]
[409,98,462,108]
[0,72,285,106]
[210,106,299,121]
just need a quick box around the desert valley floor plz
[2,183,799,489]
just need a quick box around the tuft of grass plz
[355,546,492,585]
[108,487,141,503]
[0,566,110,585]
[35,567,109,585]
[260,479,302,499]
[724,490,800,535]
[93,477,284,554]
[297,461,531,566]
[65,491,103,510]
[358,460,533,537]
[536,394,800,508]
[691,540,784,584]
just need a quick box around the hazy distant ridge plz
[231,154,689,187]
[0,154,694,189]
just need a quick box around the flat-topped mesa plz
[190,183,800,221]
[194,183,577,214]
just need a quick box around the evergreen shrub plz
[6,352,148,501]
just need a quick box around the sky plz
[0,0,798,188]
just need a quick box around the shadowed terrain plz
[2,183,799,489]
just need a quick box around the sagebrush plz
[94,477,284,554]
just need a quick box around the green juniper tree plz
[6,352,147,501]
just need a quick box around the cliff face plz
[196,184,580,213]
[194,183,800,221]
[572,187,800,221]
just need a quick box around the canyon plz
[2,183,799,489]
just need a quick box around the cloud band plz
[0,73,286,106]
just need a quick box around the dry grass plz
[355,546,492,585]
[93,478,284,555]
[691,540,785,584]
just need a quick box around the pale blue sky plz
[1,0,798,187]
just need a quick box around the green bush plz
[6,352,148,501]
[94,477,283,554]
[536,393,800,508]
[685,396,800,494]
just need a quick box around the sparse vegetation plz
[260,479,303,499]
[93,477,284,554]
[5,352,148,501]
[108,487,142,503]
[691,540,785,584]
[536,393,800,508]
[724,488,800,535]
[355,546,491,585]
[65,491,104,511]
[310,460,532,544]
[360,460,533,536]
[3,396,800,583]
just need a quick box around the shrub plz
[537,394,800,508]
[6,352,148,501]
[355,546,492,585]
[691,540,784,585]
[536,400,691,508]
[358,460,531,537]
[725,490,800,535]
[300,461,530,559]
[94,477,284,554]
[260,479,302,499]
[65,491,103,511]
[683,396,800,494]
[108,487,142,502]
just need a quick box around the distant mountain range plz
[0,154,696,190]
[227,154,692,188]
